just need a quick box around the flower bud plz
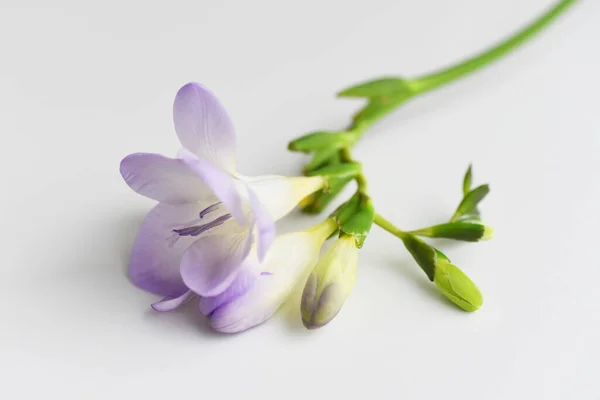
[301,235,358,329]
[433,260,483,312]
[411,221,494,242]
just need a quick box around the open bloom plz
[198,219,337,333]
[120,83,326,308]
[301,234,359,329]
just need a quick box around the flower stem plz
[373,213,408,240]
[408,0,577,94]
[348,0,577,137]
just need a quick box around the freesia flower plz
[301,234,359,329]
[120,83,326,309]
[198,219,337,333]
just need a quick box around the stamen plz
[173,213,232,237]
[200,202,221,219]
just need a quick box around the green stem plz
[349,0,576,135]
[340,147,369,193]
[409,0,576,93]
[374,213,408,240]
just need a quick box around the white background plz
[1,0,598,399]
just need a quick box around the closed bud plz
[301,235,358,329]
[433,260,483,312]
[411,221,494,242]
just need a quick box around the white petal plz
[245,175,326,221]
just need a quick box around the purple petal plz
[180,223,254,297]
[128,202,216,297]
[198,263,257,316]
[120,153,212,204]
[173,82,236,173]
[179,149,245,223]
[151,290,196,312]
[247,186,275,261]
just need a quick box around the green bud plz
[301,235,358,329]
[337,77,410,98]
[288,131,355,153]
[307,162,362,180]
[401,234,483,311]
[411,221,494,242]
[434,261,483,312]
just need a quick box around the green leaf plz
[451,184,490,222]
[337,77,410,98]
[413,221,486,242]
[339,195,374,248]
[301,177,352,214]
[463,164,473,196]
[401,234,437,281]
[303,148,340,174]
[352,95,407,126]
[288,131,354,153]
[308,162,362,179]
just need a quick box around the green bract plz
[303,148,340,174]
[401,234,437,281]
[463,164,473,195]
[333,194,374,248]
[337,77,410,98]
[352,95,407,126]
[307,162,362,179]
[451,184,490,222]
[288,131,355,153]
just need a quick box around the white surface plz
[1,1,598,399]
